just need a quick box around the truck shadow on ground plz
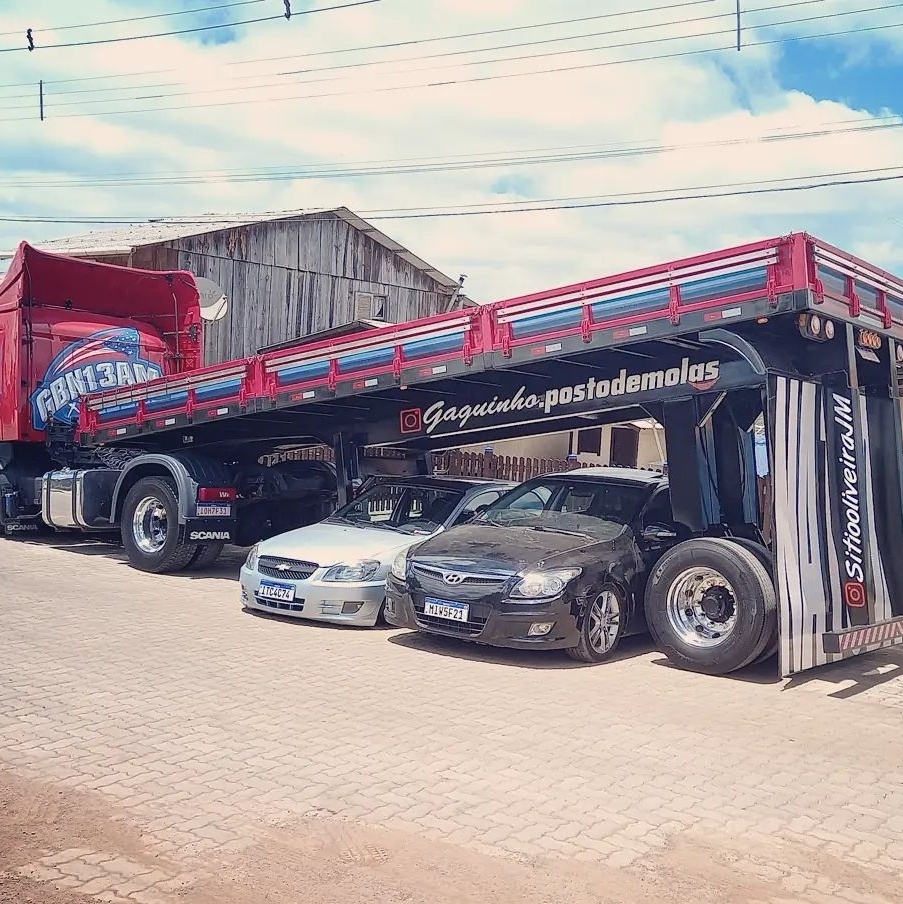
[651,645,903,695]
[10,536,248,583]
[387,629,655,670]
[780,647,903,699]
[650,652,782,685]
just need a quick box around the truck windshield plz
[479,477,650,541]
[329,483,464,534]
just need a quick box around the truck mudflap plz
[771,376,903,676]
[182,519,234,544]
[2,519,42,536]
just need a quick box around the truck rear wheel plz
[721,538,778,664]
[644,538,776,675]
[121,476,196,573]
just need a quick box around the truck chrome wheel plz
[132,496,168,553]
[666,566,737,648]
[588,589,621,653]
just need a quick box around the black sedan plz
[385,467,687,662]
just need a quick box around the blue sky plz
[1,0,902,298]
[777,39,902,114]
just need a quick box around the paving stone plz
[2,539,903,904]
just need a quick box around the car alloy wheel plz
[588,588,621,654]
[567,585,625,663]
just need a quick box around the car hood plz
[259,521,432,566]
[409,522,609,573]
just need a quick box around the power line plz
[0,1,268,38]
[3,117,900,190]
[0,0,822,109]
[378,165,903,213]
[3,12,900,122]
[0,0,381,54]
[3,165,902,225]
[381,173,903,219]
[0,0,720,90]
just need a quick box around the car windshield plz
[328,483,464,534]
[479,477,650,541]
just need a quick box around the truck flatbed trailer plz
[81,233,903,446]
[9,232,903,678]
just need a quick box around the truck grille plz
[258,556,318,580]
[412,599,491,637]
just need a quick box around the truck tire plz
[186,541,225,570]
[121,476,196,573]
[721,538,778,664]
[724,537,772,575]
[644,538,776,675]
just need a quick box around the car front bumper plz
[384,576,581,650]
[240,565,385,626]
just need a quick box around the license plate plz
[257,580,295,602]
[197,503,231,517]
[423,598,469,622]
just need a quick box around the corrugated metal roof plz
[1,207,460,291]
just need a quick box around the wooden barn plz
[18,208,466,365]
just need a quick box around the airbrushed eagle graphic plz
[30,327,163,431]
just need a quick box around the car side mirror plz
[642,524,678,542]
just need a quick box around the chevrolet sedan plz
[240,475,513,625]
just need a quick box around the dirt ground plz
[3,768,902,904]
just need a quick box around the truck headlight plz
[245,544,260,571]
[322,560,380,582]
[510,568,582,599]
[390,549,409,581]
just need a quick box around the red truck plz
[3,233,903,678]
[0,242,338,568]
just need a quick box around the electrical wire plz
[2,13,899,122]
[2,166,902,225]
[0,1,268,38]
[0,0,824,109]
[2,117,900,190]
[3,109,891,182]
[0,0,720,90]
[0,0,381,54]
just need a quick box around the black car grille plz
[411,564,509,587]
[258,556,318,580]
[412,598,491,637]
[255,597,304,613]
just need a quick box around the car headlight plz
[510,568,582,599]
[322,560,381,582]
[390,549,409,581]
[245,543,259,571]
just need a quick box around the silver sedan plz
[239,475,512,626]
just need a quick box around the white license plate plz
[257,580,295,602]
[197,503,231,517]
[423,598,469,622]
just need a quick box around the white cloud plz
[0,0,902,300]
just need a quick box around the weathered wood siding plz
[130,214,454,365]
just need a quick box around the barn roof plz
[2,207,460,291]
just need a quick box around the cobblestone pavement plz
[2,537,903,904]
